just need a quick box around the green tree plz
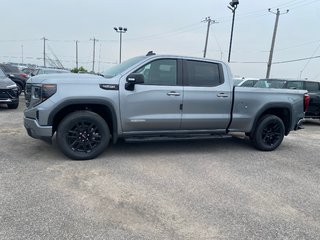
[71,66,88,73]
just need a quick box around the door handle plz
[167,91,180,96]
[217,93,229,98]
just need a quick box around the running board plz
[124,134,232,143]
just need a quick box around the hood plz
[0,76,17,89]
[27,73,118,85]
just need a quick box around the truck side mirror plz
[125,73,144,91]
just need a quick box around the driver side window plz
[135,59,177,86]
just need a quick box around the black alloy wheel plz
[57,111,110,160]
[251,114,285,151]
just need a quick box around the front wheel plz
[56,111,110,160]
[251,114,285,151]
[16,84,23,95]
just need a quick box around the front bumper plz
[24,117,53,143]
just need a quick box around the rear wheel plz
[56,111,110,160]
[251,114,285,151]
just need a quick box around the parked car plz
[24,53,308,160]
[255,78,320,119]
[234,78,259,87]
[21,67,36,77]
[30,67,70,76]
[0,64,28,95]
[0,69,19,109]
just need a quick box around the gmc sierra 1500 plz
[24,53,309,160]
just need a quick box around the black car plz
[255,78,320,119]
[0,69,19,109]
[0,64,29,95]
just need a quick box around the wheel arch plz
[250,103,292,136]
[49,99,119,143]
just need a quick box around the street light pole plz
[75,40,79,69]
[90,38,98,72]
[227,0,239,63]
[114,27,127,63]
[42,37,47,67]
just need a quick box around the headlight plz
[27,84,57,107]
[6,84,17,89]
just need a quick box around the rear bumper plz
[24,117,53,143]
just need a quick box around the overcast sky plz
[1,0,320,80]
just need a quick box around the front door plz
[120,58,183,132]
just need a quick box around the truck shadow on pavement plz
[303,119,320,126]
[102,135,254,159]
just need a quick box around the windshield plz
[254,79,287,89]
[233,79,243,86]
[0,69,6,78]
[102,56,147,78]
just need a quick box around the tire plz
[56,111,110,160]
[251,114,285,151]
[7,102,19,109]
[16,84,23,95]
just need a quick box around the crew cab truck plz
[24,53,309,160]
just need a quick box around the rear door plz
[181,60,232,130]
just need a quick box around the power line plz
[125,23,203,42]
[230,61,267,64]
[299,41,320,78]
[273,55,320,64]
[314,71,320,80]
[270,39,320,52]
[212,29,223,60]
[281,0,320,9]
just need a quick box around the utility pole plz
[98,43,102,73]
[202,17,217,58]
[75,40,79,69]
[21,45,24,64]
[90,38,98,72]
[266,8,289,78]
[42,37,47,67]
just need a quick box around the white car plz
[234,78,259,87]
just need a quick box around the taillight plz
[20,73,28,78]
[304,93,310,113]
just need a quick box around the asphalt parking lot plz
[1,97,320,240]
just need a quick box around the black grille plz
[7,89,18,98]
[0,89,18,100]
[0,91,8,99]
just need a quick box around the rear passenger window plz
[305,82,319,92]
[287,81,303,90]
[185,60,223,87]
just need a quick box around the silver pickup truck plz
[24,53,309,160]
